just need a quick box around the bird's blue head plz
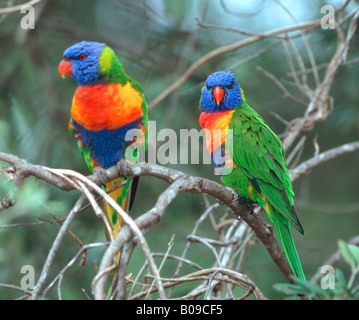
[59,41,106,86]
[200,71,243,113]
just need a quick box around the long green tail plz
[269,205,306,280]
[103,177,133,266]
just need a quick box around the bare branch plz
[30,194,86,300]
[0,0,43,14]
[196,18,261,37]
[0,152,76,190]
[0,283,32,298]
[130,267,267,300]
[257,66,308,106]
[291,141,359,183]
[171,202,219,283]
[42,242,107,299]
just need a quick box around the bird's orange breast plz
[199,110,235,154]
[71,83,144,131]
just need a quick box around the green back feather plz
[98,46,128,84]
[228,102,303,234]
[222,100,306,280]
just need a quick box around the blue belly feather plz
[72,118,143,169]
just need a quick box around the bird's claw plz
[237,195,255,213]
[216,187,238,206]
[94,167,108,185]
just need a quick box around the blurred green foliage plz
[0,0,358,299]
[275,240,359,299]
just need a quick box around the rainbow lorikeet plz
[199,71,305,280]
[59,41,148,264]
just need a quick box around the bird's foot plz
[238,195,255,213]
[93,167,109,186]
[230,196,255,220]
[216,187,239,206]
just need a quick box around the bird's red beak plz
[213,86,225,105]
[58,59,73,79]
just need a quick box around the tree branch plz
[30,194,86,300]
[291,141,359,183]
[91,160,294,298]
[0,0,44,14]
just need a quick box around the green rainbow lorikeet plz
[59,41,148,266]
[199,71,305,280]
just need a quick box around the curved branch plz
[0,152,75,190]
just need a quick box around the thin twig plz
[145,234,175,299]
[0,283,32,297]
[130,267,267,300]
[30,194,86,300]
[42,242,107,299]
[257,66,308,106]
[0,0,43,14]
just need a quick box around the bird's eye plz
[78,54,87,61]
[226,82,234,89]
[206,85,211,90]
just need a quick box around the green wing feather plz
[69,118,95,172]
[226,101,305,280]
[228,102,303,234]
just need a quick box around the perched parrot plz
[199,71,305,280]
[59,41,148,266]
